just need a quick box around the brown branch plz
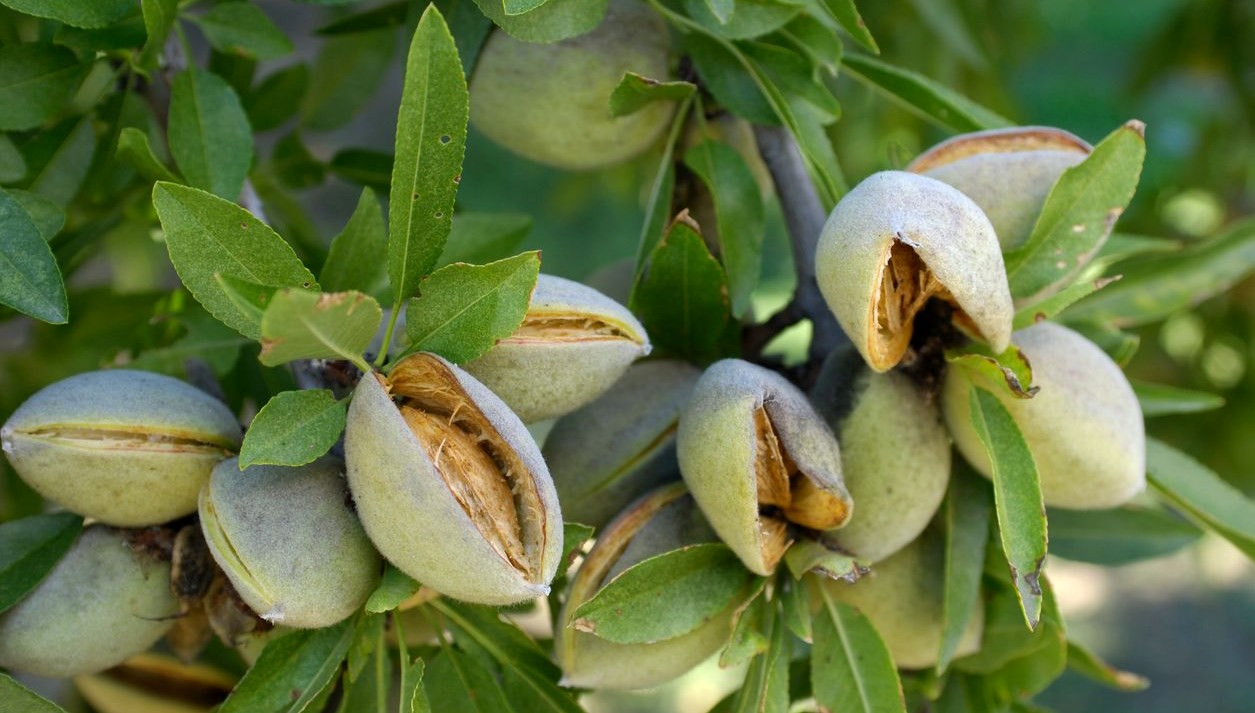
[752,125,847,363]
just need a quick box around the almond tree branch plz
[752,125,847,362]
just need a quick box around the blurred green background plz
[1,0,1251,710]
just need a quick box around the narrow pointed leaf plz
[1146,437,1255,560]
[239,389,347,468]
[0,672,67,713]
[259,289,381,369]
[967,386,1047,628]
[1012,276,1119,330]
[153,182,316,339]
[192,2,294,61]
[1132,380,1224,417]
[1004,121,1146,300]
[812,591,907,713]
[321,187,389,297]
[388,6,469,303]
[436,213,532,268]
[365,565,421,613]
[821,0,878,53]
[0,512,82,613]
[572,543,754,645]
[168,69,253,200]
[840,53,1011,133]
[117,126,178,183]
[609,72,696,117]
[938,467,991,672]
[402,251,539,364]
[0,45,88,131]
[219,622,355,713]
[683,139,765,318]
[1048,506,1201,565]
[0,190,68,323]
[730,604,789,713]
[1065,640,1149,692]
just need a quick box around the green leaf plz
[400,653,430,713]
[571,543,754,645]
[683,139,765,317]
[436,213,533,268]
[0,512,82,614]
[1065,640,1149,692]
[701,0,735,24]
[728,603,789,713]
[130,307,249,378]
[245,64,310,133]
[741,41,841,121]
[4,189,65,241]
[812,590,907,713]
[0,134,27,183]
[633,214,731,364]
[192,2,294,61]
[215,273,277,329]
[168,69,254,200]
[338,618,392,713]
[721,584,769,667]
[329,148,393,190]
[1069,320,1139,366]
[684,0,802,40]
[779,575,811,642]
[426,648,513,713]
[1065,218,1255,328]
[1091,231,1180,268]
[0,43,88,131]
[433,600,573,703]
[1012,276,1119,330]
[631,95,690,283]
[388,6,469,307]
[472,0,606,44]
[401,251,539,364]
[609,72,696,117]
[239,390,347,468]
[840,53,1012,133]
[938,467,991,673]
[301,29,397,131]
[0,189,68,323]
[116,126,178,183]
[0,0,131,28]
[967,386,1047,629]
[946,344,1039,399]
[321,188,389,298]
[140,0,179,69]
[0,672,67,713]
[560,521,596,567]
[365,565,421,613]
[259,289,381,370]
[219,622,355,713]
[684,33,776,126]
[1132,380,1225,417]
[152,182,317,338]
[1004,121,1147,301]
[782,15,844,77]
[25,114,95,205]
[1047,506,1201,566]
[820,0,878,53]
[54,16,147,51]
[1146,437,1255,560]
[504,0,555,16]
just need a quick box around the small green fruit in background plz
[345,352,563,605]
[942,321,1145,509]
[0,525,178,677]
[199,456,381,628]
[810,533,984,669]
[811,348,951,563]
[464,274,650,423]
[556,484,737,689]
[678,359,852,576]
[908,127,1092,250]
[815,171,1014,372]
[545,359,700,528]
[469,0,674,171]
[1,369,241,526]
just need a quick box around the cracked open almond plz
[816,171,1014,372]
[908,126,1092,250]
[198,456,380,629]
[1,370,242,526]
[463,274,650,422]
[677,359,852,576]
[345,352,563,605]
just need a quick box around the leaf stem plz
[374,306,402,369]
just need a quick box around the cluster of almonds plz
[0,126,1146,697]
